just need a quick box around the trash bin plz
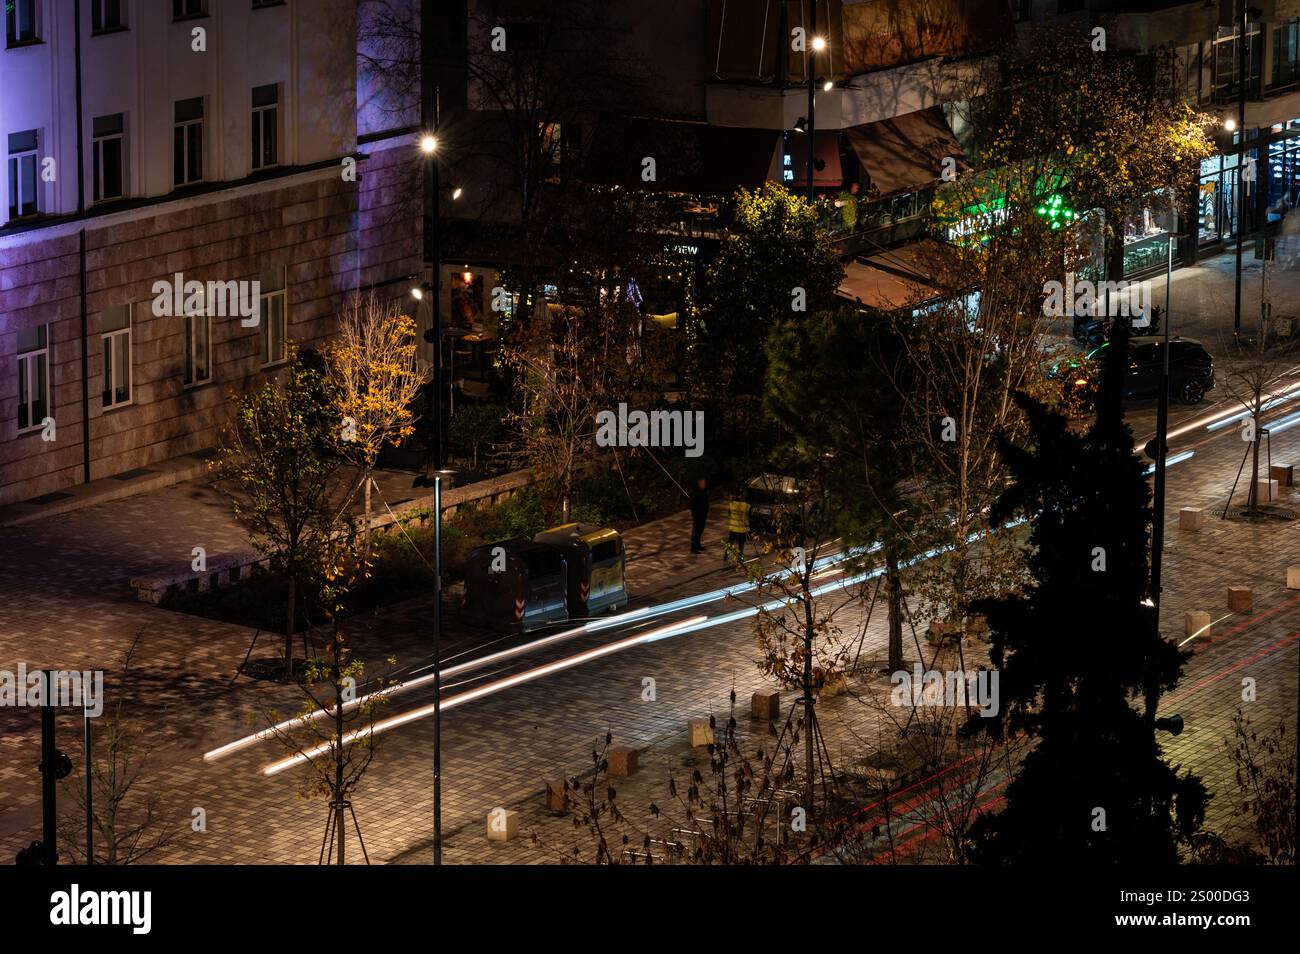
[463,537,569,630]
[533,523,628,618]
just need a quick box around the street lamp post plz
[1232,3,1263,340]
[433,475,443,865]
[806,8,818,204]
[421,0,444,474]
[1145,231,1182,723]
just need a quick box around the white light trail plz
[205,541,874,763]
[260,615,710,777]
[259,530,983,776]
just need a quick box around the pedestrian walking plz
[725,489,751,560]
[689,477,709,553]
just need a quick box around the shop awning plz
[837,239,957,311]
[786,130,843,188]
[843,107,969,198]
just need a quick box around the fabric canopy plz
[843,107,969,198]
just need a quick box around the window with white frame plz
[251,84,279,170]
[17,324,49,433]
[101,305,132,409]
[260,267,287,365]
[6,0,37,47]
[93,114,124,203]
[173,98,204,187]
[92,0,125,33]
[183,308,212,386]
[8,130,39,220]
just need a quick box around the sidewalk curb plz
[0,453,215,528]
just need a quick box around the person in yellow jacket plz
[725,490,751,560]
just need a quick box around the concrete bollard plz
[688,718,714,747]
[486,807,519,841]
[751,688,780,721]
[1178,507,1204,530]
[1184,611,1211,638]
[1227,586,1253,613]
[544,779,568,813]
[1270,464,1294,487]
[1288,565,1300,590]
[607,745,638,777]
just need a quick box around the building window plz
[7,130,39,220]
[172,0,205,19]
[173,98,204,187]
[251,85,279,171]
[17,324,49,433]
[92,0,125,33]
[1274,19,1300,88]
[1213,24,1262,100]
[183,311,212,385]
[259,267,287,365]
[101,305,132,409]
[6,0,37,47]
[93,114,124,203]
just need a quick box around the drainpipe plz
[74,0,90,483]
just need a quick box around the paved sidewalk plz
[0,400,1295,864]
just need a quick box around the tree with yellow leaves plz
[324,293,427,564]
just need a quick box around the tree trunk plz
[886,549,904,672]
[284,572,296,682]
[363,473,373,565]
[333,624,345,865]
[1248,406,1262,515]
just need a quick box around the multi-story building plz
[1015,0,1300,274]
[0,0,385,507]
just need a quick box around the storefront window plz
[1122,195,1176,275]
[1198,153,1241,247]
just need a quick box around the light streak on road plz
[258,526,988,776]
[205,542,874,763]
[260,614,710,777]
[1177,612,1234,647]
[1264,408,1300,436]
[1144,449,1194,475]
[1203,384,1300,433]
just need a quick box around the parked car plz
[1056,335,1216,407]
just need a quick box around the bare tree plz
[60,634,176,865]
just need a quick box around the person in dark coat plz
[689,477,710,553]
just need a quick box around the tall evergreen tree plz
[967,327,1206,863]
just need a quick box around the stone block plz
[688,718,714,747]
[1227,586,1253,613]
[544,779,568,813]
[1184,611,1211,638]
[751,688,780,721]
[1178,507,1204,530]
[1256,478,1279,502]
[1288,565,1300,590]
[607,746,638,777]
[486,807,518,841]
